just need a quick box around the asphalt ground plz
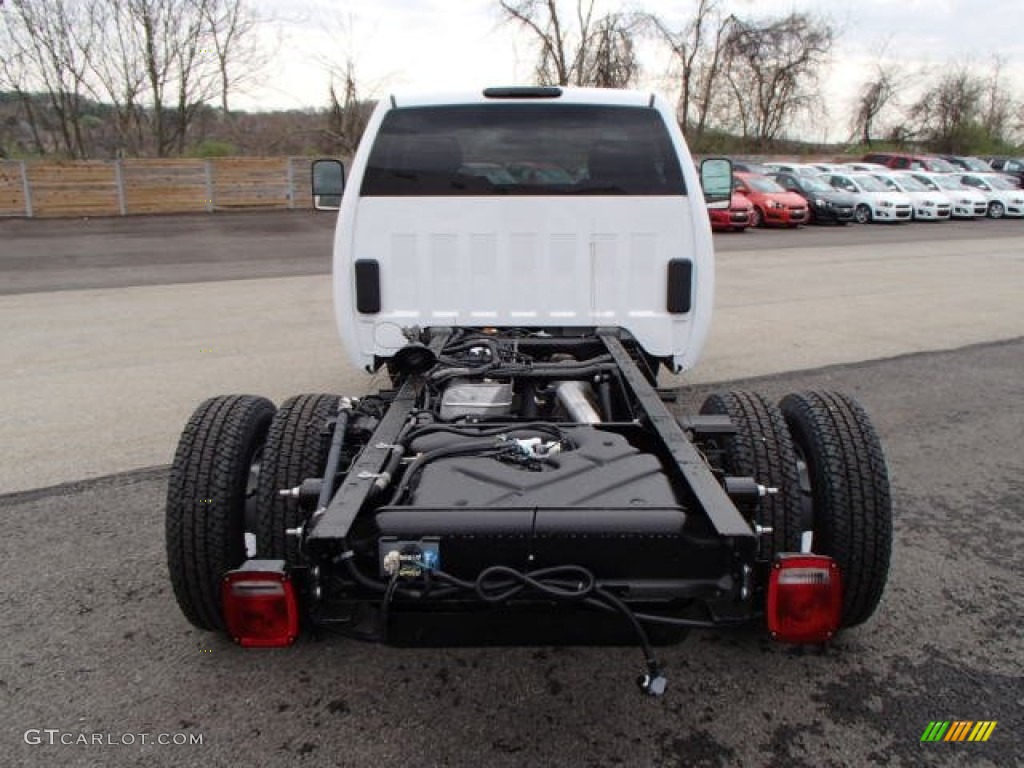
[2,341,1021,768]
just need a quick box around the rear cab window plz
[360,104,685,196]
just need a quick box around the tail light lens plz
[767,554,842,644]
[221,560,299,648]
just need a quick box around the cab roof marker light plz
[483,86,562,99]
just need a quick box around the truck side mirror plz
[312,159,345,210]
[700,158,732,209]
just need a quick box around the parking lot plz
[1,212,1022,767]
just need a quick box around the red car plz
[733,172,808,227]
[708,191,754,231]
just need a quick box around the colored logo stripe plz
[921,721,997,742]
[945,721,973,741]
[968,722,997,742]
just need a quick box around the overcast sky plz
[245,0,1024,141]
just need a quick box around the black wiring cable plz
[342,556,461,599]
[379,573,400,643]
[430,563,665,692]
[589,589,660,677]
[473,565,596,603]
[329,557,713,693]
[386,438,502,505]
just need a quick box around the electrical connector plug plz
[638,669,667,697]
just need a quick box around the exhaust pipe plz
[555,381,602,423]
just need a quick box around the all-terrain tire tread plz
[166,395,276,630]
[256,394,340,562]
[700,391,803,557]
[780,391,892,627]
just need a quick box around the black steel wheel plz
[256,393,340,563]
[779,391,892,628]
[700,391,803,561]
[854,204,872,224]
[166,394,276,630]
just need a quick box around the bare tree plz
[980,55,1014,141]
[200,0,270,115]
[850,62,900,147]
[907,61,1019,153]
[84,0,148,155]
[499,0,640,88]
[108,0,262,155]
[323,59,373,155]
[2,0,99,157]
[0,13,48,154]
[720,12,834,148]
[647,0,732,139]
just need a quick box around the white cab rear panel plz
[331,89,714,372]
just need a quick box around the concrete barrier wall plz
[0,157,321,218]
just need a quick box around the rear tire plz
[166,395,276,630]
[699,391,803,560]
[779,391,892,627]
[256,394,340,563]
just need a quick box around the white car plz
[844,162,889,172]
[808,162,846,173]
[870,172,951,221]
[957,173,1024,218]
[824,172,913,223]
[761,161,819,176]
[902,172,988,218]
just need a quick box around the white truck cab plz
[314,87,730,374]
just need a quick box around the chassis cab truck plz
[166,87,892,694]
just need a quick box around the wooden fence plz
[0,157,321,218]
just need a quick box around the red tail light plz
[221,561,299,648]
[767,554,842,644]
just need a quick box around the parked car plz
[984,157,1024,187]
[807,162,846,173]
[843,162,890,172]
[730,160,773,175]
[733,172,809,227]
[869,172,952,221]
[769,172,856,224]
[957,173,1024,218]
[824,172,913,223]
[862,152,958,173]
[900,171,988,218]
[708,191,755,231]
[761,161,819,176]
[938,155,993,173]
